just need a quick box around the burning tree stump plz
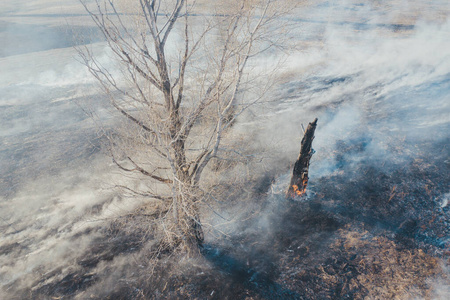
[286,118,318,199]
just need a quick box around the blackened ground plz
[312,138,450,250]
[11,131,448,299]
[7,131,447,300]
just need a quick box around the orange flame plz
[290,176,309,197]
[292,184,306,197]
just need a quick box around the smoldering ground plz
[0,1,130,296]
[1,0,449,299]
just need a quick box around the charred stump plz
[286,118,318,199]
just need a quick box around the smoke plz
[203,0,450,297]
[247,2,450,181]
[0,1,140,297]
[1,0,449,298]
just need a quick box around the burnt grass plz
[17,138,449,299]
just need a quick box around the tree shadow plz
[201,244,304,300]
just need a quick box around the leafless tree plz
[78,0,293,252]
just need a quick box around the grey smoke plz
[0,0,449,298]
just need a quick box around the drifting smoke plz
[0,0,449,299]
[205,1,450,298]
[0,1,138,296]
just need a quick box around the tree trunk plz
[174,211,204,257]
[286,118,318,199]
[174,185,204,253]
[188,213,204,246]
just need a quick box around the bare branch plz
[114,184,171,201]
[112,156,172,184]
[127,156,173,184]
[160,0,186,48]
[78,0,290,250]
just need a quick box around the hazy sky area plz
[0,0,449,298]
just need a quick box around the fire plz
[292,183,306,197]
[288,176,309,198]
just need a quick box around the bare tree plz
[78,0,292,252]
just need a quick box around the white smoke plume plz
[0,0,449,298]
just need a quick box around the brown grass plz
[332,228,444,299]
